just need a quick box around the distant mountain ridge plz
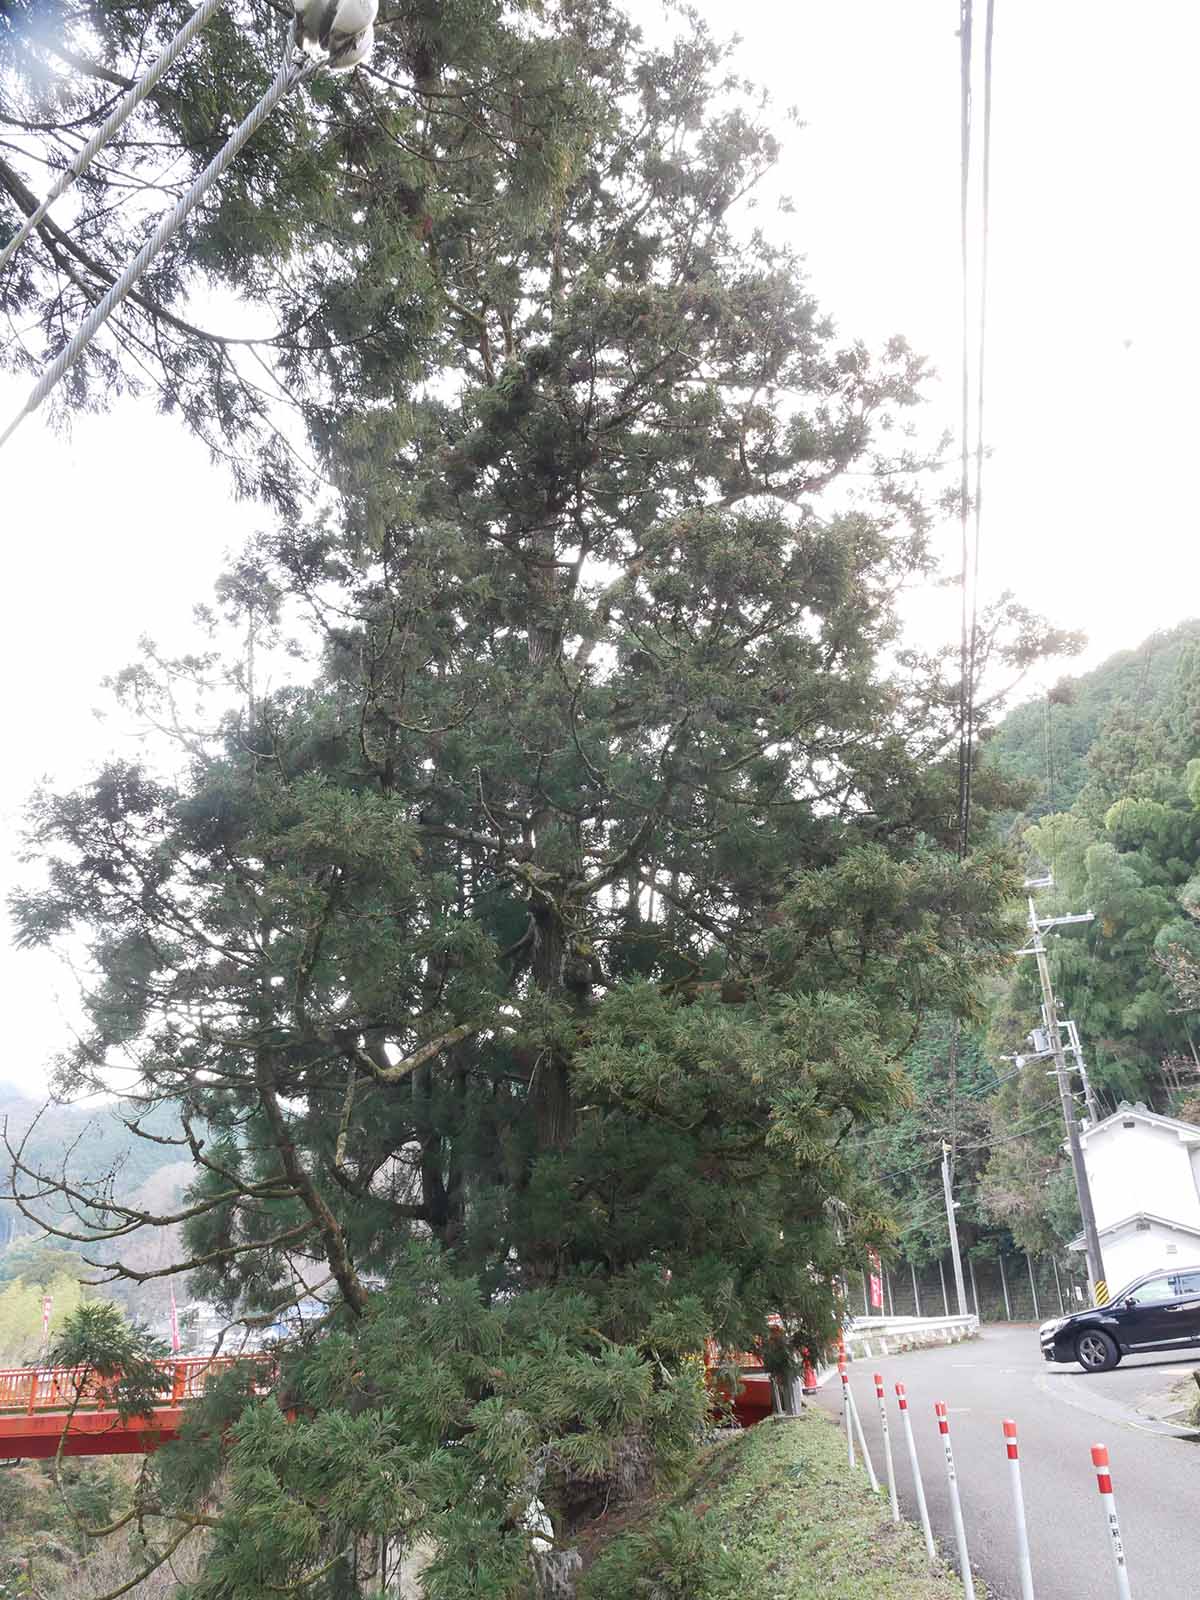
[0,1085,188,1245]
[986,617,1200,821]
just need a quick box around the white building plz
[1069,1101,1200,1294]
[176,1299,264,1356]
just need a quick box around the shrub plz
[580,1507,744,1600]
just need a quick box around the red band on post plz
[1003,1419,1019,1458]
[874,1373,884,1396]
[895,1382,907,1409]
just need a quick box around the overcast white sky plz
[2,1,1199,1096]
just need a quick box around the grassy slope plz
[582,1409,971,1599]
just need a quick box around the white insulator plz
[329,22,374,70]
[326,0,377,42]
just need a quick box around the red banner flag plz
[868,1251,884,1310]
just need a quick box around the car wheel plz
[1076,1330,1119,1373]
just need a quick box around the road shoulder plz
[1034,1364,1200,1438]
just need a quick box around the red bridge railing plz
[0,1356,250,1416]
[0,1355,268,1459]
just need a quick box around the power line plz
[948,3,997,1198]
[898,1121,1062,1234]
[961,0,996,858]
[853,1055,1043,1163]
[956,0,974,861]
[1033,635,1161,1113]
[956,0,998,860]
[0,10,377,449]
[0,45,314,449]
[869,1108,1065,1186]
[0,0,227,277]
[963,1111,1065,1154]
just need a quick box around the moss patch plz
[580,1411,972,1599]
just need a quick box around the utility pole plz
[1020,878,1109,1304]
[941,1142,969,1315]
[1064,1019,1101,1125]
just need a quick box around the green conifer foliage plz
[1,0,598,503]
[2,4,1067,1591]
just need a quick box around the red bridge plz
[0,1357,247,1459]
[1,1347,779,1460]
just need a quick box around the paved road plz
[816,1324,1200,1598]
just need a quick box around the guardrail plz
[841,1313,980,1362]
[801,1315,980,1399]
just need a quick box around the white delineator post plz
[874,1373,900,1522]
[1003,1420,1035,1600]
[1091,1445,1133,1600]
[935,1401,976,1600]
[839,1356,855,1469]
[896,1383,935,1563]
[847,1381,880,1492]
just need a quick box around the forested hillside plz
[0,1088,187,1245]
[987,618,1200,1098]
[0,1091,191,1341]
[868,623,1200,1262]
[986,618,1200,821]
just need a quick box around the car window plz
[1126,1275,1175,1304]
[1171,1271,1200,1296]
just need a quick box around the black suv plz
[1040,1264,1200,1372]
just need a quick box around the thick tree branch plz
[341,1022,482,1086]
[254,1053,369,1317]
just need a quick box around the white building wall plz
[1083,1121,1200,1232]
[1101,1225,1184,1298]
